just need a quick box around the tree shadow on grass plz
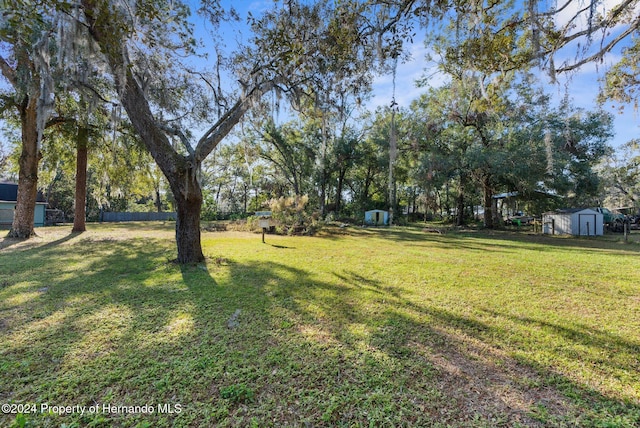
[478,307,640,385]
[0,229,82,252]
[266,243,296,249]
[2,234,639,427]
[0,237,222,427]
[0,236,26,251]
[348,226,640,258]
[203,258,639,426]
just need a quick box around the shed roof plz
[544,208,599,215]
[0,182,47,203]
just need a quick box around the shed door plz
[578,214,596,236]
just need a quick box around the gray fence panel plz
[102,212,177,222]
[0,208,13,225]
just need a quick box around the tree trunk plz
[72,126,89,233]
[388,116,397,226]
[243,184,248,213]
[335,167,346,215]
[319,171,327,217]
[456,175,467,226]
[173,181,204,264]
[8,97,40,238]
[155,188,162,212]
[361,164,373,206]
[456,191,465,226]
[482,175,494,229]
[292,169,300,197]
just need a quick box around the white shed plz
[542,208,603,236]
[364,209,389,225]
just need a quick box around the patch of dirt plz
[411,327,575,426]
[0,235,46,252]
[202,223,228,232]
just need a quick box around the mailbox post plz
[256,211,272,243]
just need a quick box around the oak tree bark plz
[482,175,494,229]
[8,96,40,238]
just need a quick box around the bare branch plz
[157,123,195,158]
[194,80,276,162]
[554,0,638,46]
[555,14,640,74]
[45,116,75,128]
[75,80,118,106]
[537,0,574,18]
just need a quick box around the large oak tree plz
[78,0,421,263]
[1,3,56,237]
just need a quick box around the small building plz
[0,182,47,228]
[364,209,389,226]
[542,208,603,236]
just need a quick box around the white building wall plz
[543,210,603,236]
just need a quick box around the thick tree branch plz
[76,80,117,106]
[194,80,276,162]
[45,116,75,128]
[82,0,184,180]
[0,54,18,87]
[158,123,195,158]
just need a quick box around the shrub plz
[268,195,319,235]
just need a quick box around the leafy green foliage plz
[597,139,640,209]
[600,38,640,109]
[220,384,255,404]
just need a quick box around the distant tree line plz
[1,0,638,262]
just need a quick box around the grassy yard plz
[1,223,639,427]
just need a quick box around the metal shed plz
[0,182,48,228]
[542,208,603,236]
[364,209,389,226]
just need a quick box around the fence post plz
[625,219,629,243]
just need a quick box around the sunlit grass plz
[0,223,639,427]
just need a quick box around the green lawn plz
[1,223,639,427]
